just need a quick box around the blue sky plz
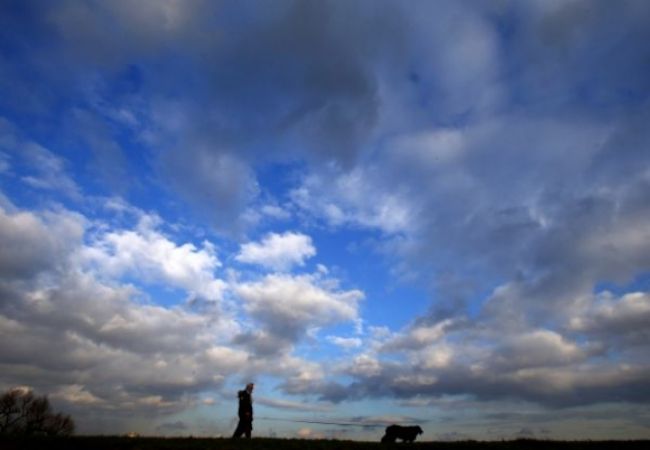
[1,0,649,441]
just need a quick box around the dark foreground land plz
[2,437,650,450]
[1,437,649,450]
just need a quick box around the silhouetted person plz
[232,382,254,438]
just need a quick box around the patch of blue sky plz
[0,177,71,214]
[594,272,650,297]
[303,227,431,330]
[133,282,188,309]
[255,161,303,202]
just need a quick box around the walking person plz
[232,383,254,438]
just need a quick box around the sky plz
[0,0,649,441]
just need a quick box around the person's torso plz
[238,391,253,415]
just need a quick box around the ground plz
[1,437,649,450]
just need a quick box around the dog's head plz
[416,426,423,434]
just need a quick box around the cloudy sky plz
[1,0,649,441]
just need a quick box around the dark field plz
[1,437,649,450]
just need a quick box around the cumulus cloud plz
[0,199,372,433]
[318,305,650,407]
[82,213,226,301]
[0,270,243,415]
[383,319,455,351]
[569,291,650,348]
[303,282,650,408]
[235,273,363,350]
[0,203,244,431]
[492,330,587,371]
[236,231,316,271]
[0,205,85,280]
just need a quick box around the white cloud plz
[327,335,362,350]
[415,345,454,370]
[495,330,586,370]
[236,231,316,271]
[259,204,291,220]
[384,319,455,351]
[0,202,249,427]
[236,273,363,342]
[348,354,382,378]
[51,385,105,405]
[0,200,375,432]
[290,169,415,234]
[82,214,226,301]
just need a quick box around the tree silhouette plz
[0,388,74,436]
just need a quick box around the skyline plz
[1,0,649,440]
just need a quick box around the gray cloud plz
[232,330,293,357]
[569,292,650,349]
[234,273,362,355]
[0,205,84,280]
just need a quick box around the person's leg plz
[232,421,243,438]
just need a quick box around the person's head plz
[246,383,254,394]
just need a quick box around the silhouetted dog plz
[381,425,423,443]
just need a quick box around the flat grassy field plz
[1,437,649,450]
